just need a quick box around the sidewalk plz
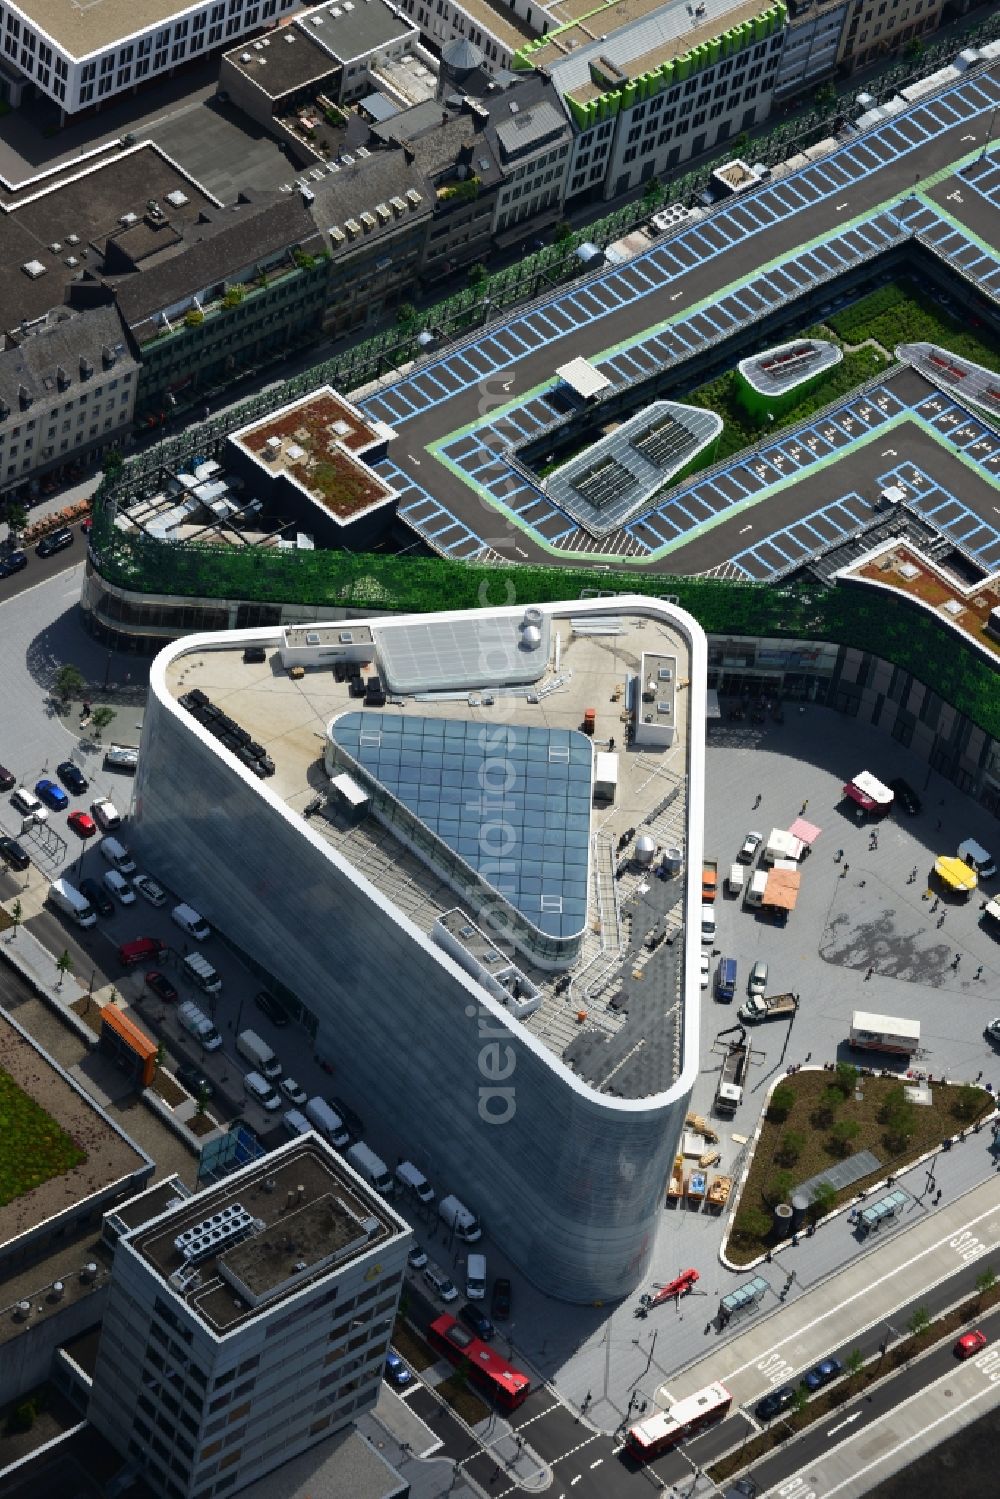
[661,1170,1000,1408]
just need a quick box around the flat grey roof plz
[299,0,414,61]
[224,28,338,100]
[131,1142,404,1334]
[372,611,550,693]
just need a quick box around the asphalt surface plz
[378,75,1000,572]
[0,528,90,606]
[391,1229,1000,1498]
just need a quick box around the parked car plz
[700,952,710,989]
[459,1302,495,1341]
[738,830,763,864]
[254,989,290,1027]
[384,1352,412,1389]
[801,1358,843,1392]
[57,761,88,794]
[80,877,114,917]
[0,835,30,871]
[985,1019,1000,1045]
[747,960,768,998]
[67,810,97,839]
[888,777,921,815]
[955,1330,987,1359]
[36,527,74,558]
[145,970,179,1004]
[491,1277,512,1321]
[91,797,122,832]
[329,1095,365,1140]
[0,550,28,578]
[134,873,168,906]
[0,764,16,791]
[407,1244,428,1271]
[755,1385,795,1421]
[103,869,136,905]
[279,1076,308,1107]
[176,1062,215,1099]
[35,777,68,811]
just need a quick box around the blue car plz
[801,1357,843,1393]
[35,778,68,811]
[384,1352,412,1389]
[459,1302,495,1342]
[0,550,27,578]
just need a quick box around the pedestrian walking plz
[955,952,961,964]
[936,817,943,831]
[976,1071,984,1083]
[975,965,983,981]
[801,799,809,813]
[754,793,762,809]
[865,966,874,980]
[910,866,918,882]
[836,848,844,862]
[843,863,850,874]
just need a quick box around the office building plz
[88,1136,411,1499]
[0,0,296,118]
[129,598,707,1303]
[838,0,945,72]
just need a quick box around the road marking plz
[590,1458,604,1468]
[836,201,849,210]
[826,1411,862,1435]
[738,524,752,534]
[882,448,897,457]
[716,1195,1000,1388]
[407,453,422,466]
[670,292,683,301]
[570,1476,582,1486]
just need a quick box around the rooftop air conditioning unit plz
[119,211,139,227]
[48,241,61,253]
[65,233,80,245]
[241,51,252,61]
[22,260,46,278]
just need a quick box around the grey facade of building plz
[773,0,847,98]
[127,607,708,1304]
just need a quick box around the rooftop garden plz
[241,394,388,517]
[0,1068,87,1208]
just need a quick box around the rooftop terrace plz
[130,1141,405,1335]
[233,388,397,522]
[841,540,1000,663]
[164,605,696,1100]
[528,0,771,85]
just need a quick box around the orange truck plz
[702,858,718,902]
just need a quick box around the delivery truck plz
[715,1034,748,1115]
[849,1010,920,1057]
[236,1028,281,1080]
[739,991,799,1023]
[702,858,719,903]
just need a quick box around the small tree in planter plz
[56,950,73,989]
[54,663,86,705]
[90,706,117,740]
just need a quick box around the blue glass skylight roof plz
[330,713,593,940]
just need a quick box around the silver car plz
[748,959,768,998]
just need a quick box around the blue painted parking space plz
[876,461,1000,567]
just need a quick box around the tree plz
[776,1129,806,1166]
[553,220,573,243]
[89,706,117,740]
[845,1348,864,1385]
[734,1206,770,1245]
[834,1062,858,1097]
[54,663,86,704]
[766,1170,795,1206]
[55,949,73,989]
[975,1268,997,1307]
[812,1086,843,1129]
[814,81,837,110]
[195,1086,209,1117]
[396,301,419,331]
[768,1084,795,1122]
[952,1084,982,1121]
[10,898,22,934]
[883,1102,916,1153]
[467,262,487,289]
[809,1180,836,1222]
[642,177,665,207]
[908,1307,931,1339]
[3,500,27,536]
[221,284,246,309]
[830,1118,861,1157]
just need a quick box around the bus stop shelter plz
[858,1188,909,1232]
[720,1276,770,1322]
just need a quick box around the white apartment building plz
[0,0,296,116]
[773,0,847,99]
[88,1137,411,1499]
[552,0,788,203]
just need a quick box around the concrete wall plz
[0,1287,108,1409]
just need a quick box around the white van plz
[700,904,716,944]
[182,952,222,995]
[304,1096,350,1149]
[726,864,745,896]
[100,836,136,875]
[172,902,211,941]
[465,1252,487,1301]
[244,1070,281,1111]
[11,787,47,824]
[345,1141,394,1197]
[438,1194,482,1243]
[103,869,136,905]
[423,1262,459,1302]
[396,1160,435,1204]
[49,877,97,928]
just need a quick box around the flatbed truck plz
[739,991,799,1024]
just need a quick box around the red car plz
[955,1330,987,1359]
[67,810,97,839]
[145,970,178,1004]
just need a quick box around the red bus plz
[428,1314,531,1410]
[625,1382,731,1462]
